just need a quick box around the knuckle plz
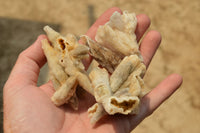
[18,50,26,59]
[17,50,28,62]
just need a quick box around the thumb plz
[4,35,47,89]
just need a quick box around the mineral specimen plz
[42,11,146,124]
[42,26,93,109]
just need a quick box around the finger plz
[40,81,55,97]
[6,35,48,86]
[142,73,183,116]
[139,30,162,67]
[82,7,122,68]
[135,14,151,42]
[126,74,183,132]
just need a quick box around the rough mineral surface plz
[42,11,146,125]
[88,55,146,124]
[84,11,146,124]
[42,26,93,109]
[82,11,143,73]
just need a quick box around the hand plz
[3,7,182,133]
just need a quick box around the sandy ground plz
[0,0,200,133]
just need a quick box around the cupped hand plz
[3,7,182,133]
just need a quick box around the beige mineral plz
[42,26,92,109]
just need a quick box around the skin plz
[3,7,183,133]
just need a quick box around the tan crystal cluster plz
[42,11,146,124]
[42,26,93,110]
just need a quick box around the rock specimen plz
[42,11,146,124]
[42,26,93,110]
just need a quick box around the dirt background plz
[0,0,199,132]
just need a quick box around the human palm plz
[3,7,182,133]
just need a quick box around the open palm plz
[3,7,182,133]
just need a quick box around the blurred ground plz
[0,0,199,133]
